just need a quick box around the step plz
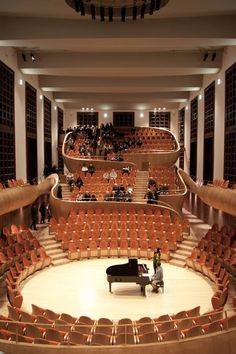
[177,244,194,252]
[170,253,187,261]
[176,249,191,257]
[169,259,186,268]
[46,249,66,257]
[52,258,70,267]
[51,253,69,262]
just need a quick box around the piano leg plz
[141,285,146,296]
[109,282,112,293]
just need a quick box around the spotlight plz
[22,53,26,62]
[132,5,137,20]
[150,0,155,15]
[121,6,126,22]
[155,0,161,10]
[100,6,105,21]
[211,53,216,61]
[30,53,35,62]
[91,4,96,20]
[141,3,145,19]
[203,52,208,61]
[108,7,113,22]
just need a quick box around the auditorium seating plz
[1,304,235,346]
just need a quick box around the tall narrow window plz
[203,82,215,184]
[43,96,52,171]
[190,97,198,180]
[224,62,236,185]
[113,112,134,127]
[77,112,98,126]
[149,111,170,129]
[0,60,15,183]
[57,107,64,173]
[25,82,37,182]
[178,108,185,169]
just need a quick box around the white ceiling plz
[0,0,236,111]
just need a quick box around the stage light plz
[65,0,170,21]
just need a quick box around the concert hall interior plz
[0,1,236,354]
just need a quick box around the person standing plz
[30,203,38,230]
[39,201,46,224]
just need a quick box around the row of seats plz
[1,304,236,345]
[67,239,171,261]
[0,224,52,308]
[0,179,25,189]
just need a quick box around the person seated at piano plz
[151,262,163,293]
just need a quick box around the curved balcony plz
[62,127,180,172]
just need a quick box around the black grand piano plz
[106,258,151,296]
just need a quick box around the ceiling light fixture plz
[65,0,170,21]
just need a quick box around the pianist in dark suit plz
[151,262,163,293]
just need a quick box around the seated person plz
[87,163,95,176]
[148,177,157,188]
[122,165,131,175]
[81,163,88,176]
[103,170,110,182]
[76,176,84,190]
[151,262,163,293]
[109,169,117,180]
[82,191,91,201]
[90,194,97,201]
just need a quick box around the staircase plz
[133,170,149,203]
[61,183,71,200]
[169,234,198,267]
[37,227,70,267]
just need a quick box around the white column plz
[214,76,225,179]
[184,106,190,174]
[197,93,204,181]
[37,93,44,181]
[15,76,27,181]
[51,104,58,167]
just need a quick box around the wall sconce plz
[140,113,144,118]
[104,113,108,118]
[217,78,221,85]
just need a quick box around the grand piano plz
[106,258,151,296]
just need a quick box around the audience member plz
[39,201,46,224]
[76,176,84,190]
[88,163,95,176]
[81,163,88,176]
[30,203,38,230]
[110,169,117,180]
[57,185,63,199]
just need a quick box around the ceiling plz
[0,0,236,111]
